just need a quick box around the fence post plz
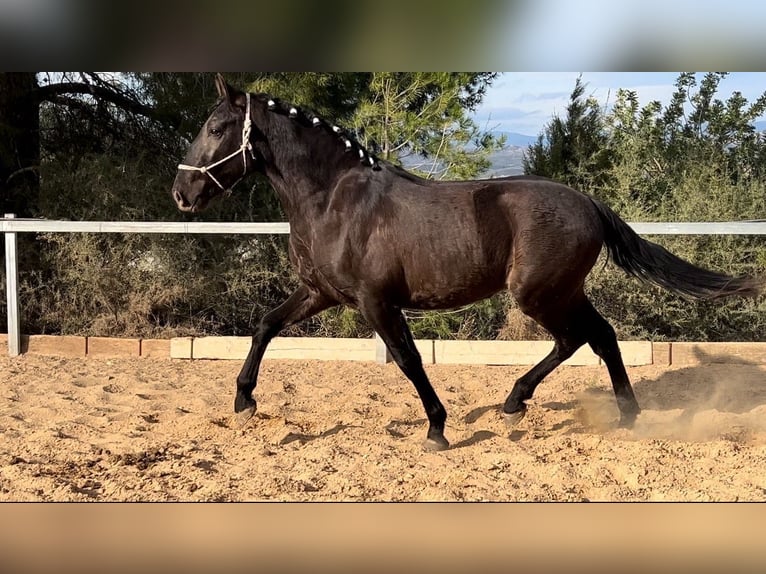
[4,214,20,356]
[375,332,391,364]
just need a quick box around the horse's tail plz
[591,198,762,300]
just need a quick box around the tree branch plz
[6,165,39,184]
[34,81,181,128]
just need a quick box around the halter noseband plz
[177,93,256,191]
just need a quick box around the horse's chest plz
[288,235,351,300]
[289,238,319,282]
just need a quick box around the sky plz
[474,72,766,137]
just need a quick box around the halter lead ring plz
[177,93,255,191]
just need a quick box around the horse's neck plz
[259,120,356,221]
[275,182,330,227]
[259,159,326,220]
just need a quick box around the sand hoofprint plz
[1,355,766,501]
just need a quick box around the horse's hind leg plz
[580,300,640,427]
[359,300,449,451]
[503,326,586,425]
[234,285,335,421]
[503,294,641,429]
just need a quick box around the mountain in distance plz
[492,130,538,147]
[480,130,535,178]
[398,129,535,178]
[398,138,529,179]
[482,144,526,178]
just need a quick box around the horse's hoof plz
[234,405,256,428]
[234,392,256,413]
[617,400,640,429]
[618,411,639,429]
[234,394,257,428]
[422,436,450,452]
[503,407,527,428]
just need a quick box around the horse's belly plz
[404,264,506,310]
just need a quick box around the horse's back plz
[404,175,606,306]
[387,172,604,251]
[374,173,602,308]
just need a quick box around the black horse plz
[171,74,761,451]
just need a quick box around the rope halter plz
[177,93,256,191]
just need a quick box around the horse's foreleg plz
[234,285,335,422]
[359,301,449,451]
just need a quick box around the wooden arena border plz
[3,334,766,366]
[5,216,766,363]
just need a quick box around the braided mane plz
[254,93,381,171]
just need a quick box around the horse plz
[171,73,761,451]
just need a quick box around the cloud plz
[474,75,579,135]
[475,72,766,137]
[520,91,571,101]
[479,107,540,121]
[475,73,683,136]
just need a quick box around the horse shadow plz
[633,347,766,414]
[384,348,766,447]
[460,347,766,441]
[279,423,360,446]
[566,347,766,437]
[385,416,502,449]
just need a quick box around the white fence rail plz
[0,219,291,235]
[3,214,766,358]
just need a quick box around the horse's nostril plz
[173,189,188,207]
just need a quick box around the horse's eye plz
[209,128,222,138]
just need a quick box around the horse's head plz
[172,73,381,213]
[171,74,262,212]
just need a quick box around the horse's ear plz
[214,73,229,100]
[214,73,246,109]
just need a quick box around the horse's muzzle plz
[173,188,198,213]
